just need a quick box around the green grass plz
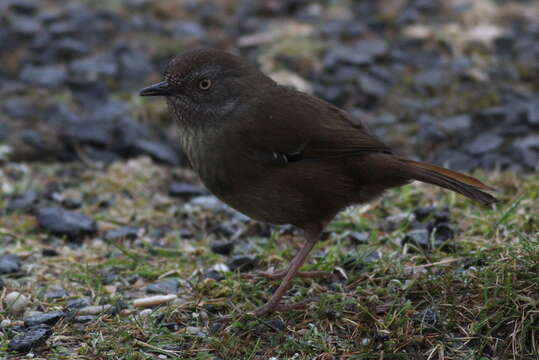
[0,159,537,359]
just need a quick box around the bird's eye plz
[198,79,212,90]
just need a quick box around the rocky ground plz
[0,0,538,359]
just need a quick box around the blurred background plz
[1,0,538,172]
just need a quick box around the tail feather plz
[400,158,498,205]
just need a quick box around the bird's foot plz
[242,269,332,280]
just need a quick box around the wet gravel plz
[0,0,537,171]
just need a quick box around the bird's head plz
[139,48,268,127]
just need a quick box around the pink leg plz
[253,229,321,316]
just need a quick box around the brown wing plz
[241,85,391,165]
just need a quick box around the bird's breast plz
[178,128,248,197]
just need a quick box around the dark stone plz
[49,38,89,61]
[44,289,69,299]
[213,222,241,238]
[227,255,257,272]
[73,315,95,323]
[63,119,112,147]
[323,46,373,69]
[7,191,39,213]
[409,221,428,231]
[69,53,118,82]
[0,122,9,141]
[210,240,235,255]
[114,116,151,146]
[348,231,369,245]
[414,68,449,90]
[36,207,97,239]
[440,114,472,135]
[414,207,436,222]
[432,208,450,223]
[85,148,121,164]
[170,21,206,38]
[20,65,66,88]
[402,229,430,250]
[145,278,179,294]
[10,16,41,37]
[526,101,539,127]
[19,130,45,150]
[126,274,139,285]
[100,269,118,285]
[42,249,60,257]
[204,270,224,281]
[66,297,90,310]
[509,145,538,172]
[44,103,80,127]
[168,182,207,198]
[130,139,182,165]
[433,150,479,172]
[115,46,151,83]
[354,39,388,58]
[9,0,38,15]
[48,21,78,37]
[430,222,456,246]
[358,74,388,98]
[465,134,504,155]
[516,135,539,152]
[416,115,445,143]
[8,325,52,353]
[104,226,140,241]
[475,106,508,124]
[0,254,22,274]
[24,311,65,327]
[342,250,381,272]
[3,97,35,119]
[364,250,382,263]
[62,198,82,210]
[148,228,167,241]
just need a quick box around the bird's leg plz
[252,229,320,317]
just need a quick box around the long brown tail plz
[400,158,498,205]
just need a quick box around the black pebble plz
[36,207,96,239]
[24,311,65,327]
[62,198,82,210]
[65,297,90,310]
[104,226,140,241]
[44,289,69,300]
[403,229,430,250]
[0,254,22,274]
[8,325,52,353]
[204,270,224,281]
[6,191,39,213]
[42,248,60,257]
[227,255,257,272]
[169,182,207,198]
[73,315,95,323]
[210,240,235,255]
[348,231,369,245]
[145,278,179,295]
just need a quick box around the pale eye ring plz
[198,78,212,90]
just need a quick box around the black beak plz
[139,81,171,97]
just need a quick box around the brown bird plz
[139,48,497,316]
